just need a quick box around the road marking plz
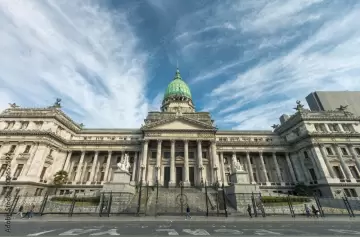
[183,229,210,235]
[214,229,244,235]
[243,229,282,235]
[59,229,99,235]
[328,229,360,234]
[27,230,58,236]
[90,229,120,235]
[156,229,179,235]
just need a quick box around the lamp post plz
[137,165,145,215]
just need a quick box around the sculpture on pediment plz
[271,124,279,129]
[79,123,84,128]
[117,153,130,172]
[8,103,20,108]
[293,100,304,112]
[337,104,353,116]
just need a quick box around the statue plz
[8,103,19,108]
[232,157,244,172]
[53,98,62,108]
[271,124,279,129]
[293,100,304,112]
[117,153,131,172]
[337,105,348,111]
[79,123,84,128]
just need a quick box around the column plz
[246,151,255,184]
[317,145,335,179]
[231,152,237,173]
[156,140,162,182]
[74,151,85,183]
[219,152,227,185]
[211,141,221,185]
[103,151,112,182]
[290,153,305,182]
[334,144,354,181]
[298,151,312,182]
[169,140,176,186]
[349,145,360,178]
[89,151,99,183]
[184,140,190,186]
[272,152,283,183]
[197,140,204,184]
[63,151,72,172]
[259,152,269,183]
[142,141,149,182]
[285,153,297,183]
[132,152,138,182]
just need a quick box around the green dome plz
[164,69,192,100]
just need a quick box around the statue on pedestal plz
[117,153,130,172]
[232,157,244,172]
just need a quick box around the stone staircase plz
[150,187,209,215]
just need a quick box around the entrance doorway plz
[176,167,183,186]
[189,167,195,186]
[164,167,170,188]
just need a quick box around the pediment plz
[142,117,215,130]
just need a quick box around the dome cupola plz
[161,68,195,113]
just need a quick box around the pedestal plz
[229,170,258,193]
[230,170,250,184]
[102,170,135,194]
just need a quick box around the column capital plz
[94,151,99,155]
[232,151,236,155]
[108,150,112,155]
[272,151,276,156]
[259,151,263,156]
[170,139,176,144]
[143,139,149,144]
[157,139,162,143]
[197,140,202,144]
[183,139,189,144]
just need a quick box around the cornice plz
[143,129,216,133]
[217,141,289,147]
[141,115,216,130]
[0,130,141,146]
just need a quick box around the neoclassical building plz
[1,69,360,198]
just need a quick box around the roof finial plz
[176,60,179,70]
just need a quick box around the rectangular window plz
[0,164,7,177]
[24,145,31,153]
[333,166,344,179]
[175,152,184,157]
[100,172,105,181]
[350,189,358,197]
[344,189,352,197]
[309,168,317,181]
[355,148,360,156]
[250,157,253,164]
[151,152,157,159]
[40,167,47,180]
[49,149,53,156]
[349,166,360,179]
[202,152,207,158]
[341,147,349,156]
[326,147,334,155]
[163,152,170,159]
[9,145,16,153]
[13,164,24,178]
[304,151,309,158]
[188,152,195,159]
[86,172,91,181]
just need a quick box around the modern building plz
[306,91,360,116]
[1,69,360,200]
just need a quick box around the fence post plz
[99,192,104,217]
[343,196,355,217]
[68,193,76,217]
[39,192,49,216]
[107,192,112,217]
[204,181,209,216]
[314,195,324,217]
[155,180,159,217]
[251,192,258,217]
[137,180,143,215]
[9,195,20,216]
[287,194,295,218]
[222,184,228,217]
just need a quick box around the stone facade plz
[1,72,360,199]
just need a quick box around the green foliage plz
[51,196,100,203]
[261,196,311,203]
[53,170,69,186]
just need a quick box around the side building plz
[0,70,360,200]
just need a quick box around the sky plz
[1,0,360,130]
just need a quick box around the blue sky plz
[1,0,360,130]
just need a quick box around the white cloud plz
[0,0,149,128]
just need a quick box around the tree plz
[53,170,68,195]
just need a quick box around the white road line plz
[27,229,58,236]
[59,229,99,235]
[90,229,120,235]
[182,229,210,235]
[156,229,179,235]
[328,229,360,234]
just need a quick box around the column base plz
[183,181,191,187]
[168,181,176,187]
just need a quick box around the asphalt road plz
[1,220,360,236]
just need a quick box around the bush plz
[51,196,100,203]
[261,196,310,203]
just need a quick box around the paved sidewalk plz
[4,215,358,222]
